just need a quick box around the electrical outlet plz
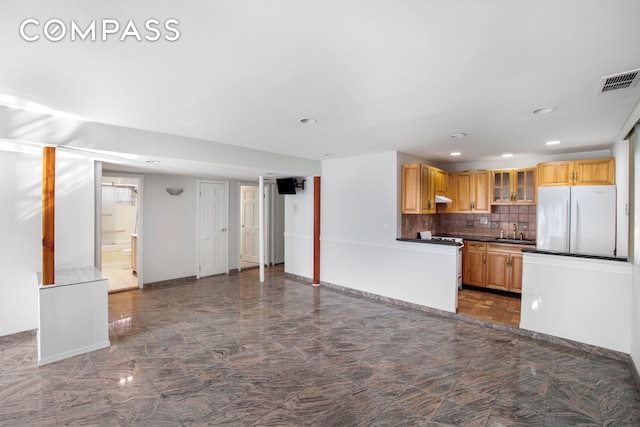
[466,220,474,228]
[480,217,488,225]
[405,218,409,227]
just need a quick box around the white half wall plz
[0,145,96,337]
[521,252,632,353]
[319,151,457,313]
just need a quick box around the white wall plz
[318,151,458,312]
[284,177,315,279]
[54,153,96,269]
[0,146,95,337]
[142,174,198,284]
[631,125,640,371]
[273,188,285,264]
[613,140,630,258]
[448,149,612,172]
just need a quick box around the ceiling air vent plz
[597,69,640,93]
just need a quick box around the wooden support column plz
[42,147,55,285]
[313,176,321,285]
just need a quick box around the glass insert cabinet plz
[491,168,536,205]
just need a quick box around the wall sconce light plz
[166,187,184,196]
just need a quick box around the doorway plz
[101,175,140,293]
[239,182,285,271]
[240,185,261,270]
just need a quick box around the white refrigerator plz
[536,185,616,257]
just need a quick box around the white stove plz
[432,236,464,303]
[431,236,463,243]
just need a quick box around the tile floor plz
[1,266,639,426]
[103,264,138,293]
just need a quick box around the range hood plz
[435,195,452,203]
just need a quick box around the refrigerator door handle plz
[570,198,578,253]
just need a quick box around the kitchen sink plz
[494,238,536,244]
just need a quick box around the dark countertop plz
[521,248,628,262]
[396,238,462,246]
[399,234,628,262]
[410,234,537,246]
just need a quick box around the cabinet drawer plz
[487,243,535,252]
[465,241,487,251]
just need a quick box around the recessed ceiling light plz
[502,153,513,158]
[545,140,561,145]
[323,153,331,157]
[532,106,556,115]
[450,133,467,138]
[299,118,317,124]
[450,152,462,156]
[146,160,160,164]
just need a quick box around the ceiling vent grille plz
[598,69,640,93]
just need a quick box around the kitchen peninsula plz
[397,156,632,355]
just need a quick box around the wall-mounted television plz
[276,178,298,195]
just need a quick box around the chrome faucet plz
[512,223,517,239]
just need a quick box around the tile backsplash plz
[401,205,536,240]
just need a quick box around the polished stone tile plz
[1,265,639,426]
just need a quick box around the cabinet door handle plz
[482,254,486,264]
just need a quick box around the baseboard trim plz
[143,275,197,289]
[38,340,111,366]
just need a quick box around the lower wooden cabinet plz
[462,241,487,287]
[462,241,534,293]
[485,243,534,293]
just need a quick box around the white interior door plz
[199,181,228,277]
[241,186,260,264]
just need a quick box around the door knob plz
[220,227,227,232]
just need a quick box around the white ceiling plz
[1,0,640,179]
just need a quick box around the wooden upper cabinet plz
[574,158,615,185]
[537,161,572,186]
[434,168,448,196]
[474,171,491,212]
[452,171,490,213]
[401,164,436,214]
[537,158,615,186]
[491,168,536,205]
[402,164,426,214]
[401,164,449,214]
